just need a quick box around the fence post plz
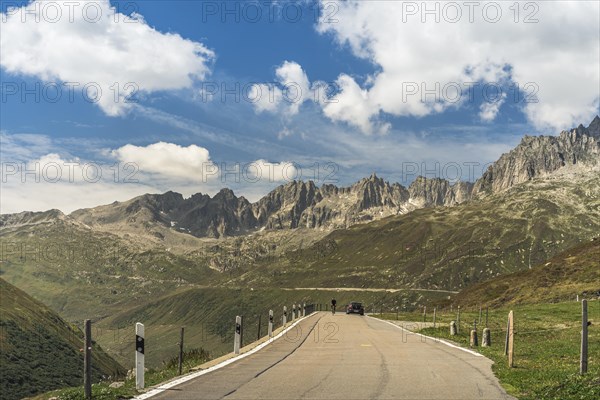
[423,306,426,323]
[240,316,244,347]
[504,315,510,355]
[234,316,241,354]
[433,307,437,328]
[457,306,461,334]
[479,305,482,325]
[508,310,514,367]
[135,322,145,390]
[257,315,262,341]
[178,327,184,376]
[84,319,92,399]
[581,299,588,374]
[268,310,273,338]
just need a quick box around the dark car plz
[346,302,365,315]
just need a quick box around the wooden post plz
[479,305,482,325]
[508,310,514,367]
[396,309,399,321]
[84,319,92,399]
[457,306,461,334]
[178,327,184,376]
[257,314,262,341]
[581,299,588,374]
[423,306,426,323]
[504,315,510,356]
[433,308,437,328]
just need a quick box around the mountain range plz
[6,116,598,240]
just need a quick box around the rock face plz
[472,116,600,196]
[31,117,600,238]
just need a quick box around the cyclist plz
[331,298,337,315]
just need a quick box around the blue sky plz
[1,1,599,213]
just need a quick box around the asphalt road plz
[150,312,515,399]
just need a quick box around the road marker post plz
[135,322,145,390]
[268,310,274,338]
[581,299,588,374]
[283,306,287,326]
[234,316,241,355]
[470,320,478,347]
[292,304,296,321]
[84,319,92,400]
[482,328,491,347]
[303,303,306,317]
[450,321,457,336]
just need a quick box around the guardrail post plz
[234,316,241,354]
[268,310,274,338]
[84,319,92,399]
[135,322,145,390]
[283,306,287,326]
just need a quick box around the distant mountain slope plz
[234,169,600,291]
[0,279,125,400]
[450,238,600,307]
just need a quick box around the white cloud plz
[479,93,507,122]
[0,153,161,214]
[111,142,216,181]
[250,61,313,116]
[0,0,214,116]
[316,0,600,132]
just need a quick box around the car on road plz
[346,302,365,315]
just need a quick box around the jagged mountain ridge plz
[3,117,599,238]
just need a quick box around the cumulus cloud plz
[0,0,214,116]
[111,142,216,181]
[479,93,507,122]
[316,0,600,132]
[0,152,161,214]
[250,61,313,116]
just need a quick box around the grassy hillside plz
[450,238,600,307]
[0,279,125,400]
[234,173,600,291]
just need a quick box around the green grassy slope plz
[0,279,125,400]
[450,238,600,307]
[235,174,600,291]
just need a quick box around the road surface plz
[149,312,514,399]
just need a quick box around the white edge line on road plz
[134,315,310,399]
[370,316,484,357]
